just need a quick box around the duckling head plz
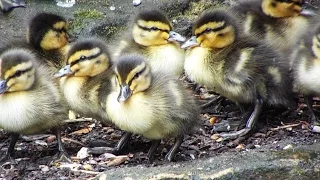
[0,49,36,94]
[131,9,185,46]
[27,12,71,51]
[55,38,111,78]
[262,0,316,18]
[114,55,151,102]
[181,10,237,49]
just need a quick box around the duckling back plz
[0,48,68,135]
[231,0,316,53]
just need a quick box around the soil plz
[1,0,320,180]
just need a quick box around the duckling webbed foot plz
[200,95,223,110]
[219,98,263,140]
[305,95,320,125]
[0,133,19,163]
[51,127,71,164]
[114,132,132,154]
[146,140,161,163]
[165,135,184,162]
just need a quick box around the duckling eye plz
[15,70,23,77]
[79,56,87,61]
[133,72,140,79]
[204,28,212,33]
[150,27,159,31]
[96,60,101,64]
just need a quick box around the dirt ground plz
[1,0,320,180]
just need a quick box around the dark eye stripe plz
[6,67,33,81]
[195,24,227,37]
[128,65,146,86]
[275,0,302,5]
[70,51,102,67]
[137,24,169,33]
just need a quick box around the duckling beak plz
[54,65,73,78]
[181,36,199,49]
[0,0,26,13]
[300,2,318,16]
[117,85,132,102]
[0,80,7,94]
[168,31,186,42]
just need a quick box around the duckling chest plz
[296,57,320,94]
[0,93,52,134]
[106,92,176,139]
[146,44,185,77]
[184,47,224,89]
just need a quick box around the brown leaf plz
[106,156,129,167]
[209,117,218,125]
[69,127,93,135]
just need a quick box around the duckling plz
[0,0,25,14]
[26,12,73,69]
[292,23,320,128]
[106,54,200,162]
[231,0,317,54]
[182,9,295,140]
[0,48,69,162]
[55,38,113,122]
[112,9,186,78]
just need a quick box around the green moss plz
[184,0,223,19]
[73,9,104,19]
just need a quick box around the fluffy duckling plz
[112,9,186,78]
[0,0,25,13]
[0,48,69,161]
[26,12,72,69]
[182,9,294,140]
[292,23,320,127]
[106,54,200,162]
[231,0,317,54]
[55,38,113,122]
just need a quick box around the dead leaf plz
[209,117,218,125]
[69,127,93,135]
[106,156,129,167]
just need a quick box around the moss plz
[73,9,104,19]
[184,0,223,19]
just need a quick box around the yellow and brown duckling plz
[0,0,25,14]
[231,0,317,54]
[106,54,200,162]
[0,48,69,162]
[112,9,186,78]
[26,12,73,69]
[182,9,295,140]
[55,38,113,121]
[292,23,320,129]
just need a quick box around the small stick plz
[63,118,94,123]
[62,137,86,146]
[70,169,101,175]
[270,123,301,131]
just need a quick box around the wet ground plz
[1,0,320,180]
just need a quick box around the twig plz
[62,137,86,146]
[70,169,101,175]
[269,123,301,131]
[63,118,94,123]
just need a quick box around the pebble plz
[133,0,141,6]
